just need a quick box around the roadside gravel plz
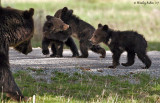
[9,48,160,83]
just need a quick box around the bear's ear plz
[98,23,103,28]
[62,7,68,13]
[29,8,34,17]
[6,6,12,8]
[46,15,53,21]
[68,10,73,16]
[69,10,73,14]
[23,8,34,18]
[103,25,108,31]
[0,6,2,14]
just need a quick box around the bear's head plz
[13,8,34,55]
[90,24,110,44]
[14,39,32,55]
[43,15,71,42]
[54,7,73,21]
[43,15,69,33]
[61,7,73,18]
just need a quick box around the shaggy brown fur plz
[54,7,106,58]
[0,6,34,101]
[42,15,79,57]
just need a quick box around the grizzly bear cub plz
[90,24,151,69]
[42,15,79,57]
[54,7,106,58]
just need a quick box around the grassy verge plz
[2,70,160,103]
[2,0,160,51]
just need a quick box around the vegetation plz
[1,70,160,103]
[1,0,160,102]
[2,0,160,50]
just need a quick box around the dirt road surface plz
[9,48,160,82]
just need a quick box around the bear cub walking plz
[90,24,151,69]
[54,7,106,58]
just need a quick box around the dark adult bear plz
[54,7,106,58]
[0,7,34,101]
[90,24,152,69]
[42,15,79,57]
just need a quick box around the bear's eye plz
[47,23,53,28]
[60,25,63,29]
[94,35,97,38]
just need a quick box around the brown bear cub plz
[54,7,106,58]
[0,7,34,101]
[42,15,79,57]
[90,24,151,69]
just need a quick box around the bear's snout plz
[63,24,69,30]
[89,37,97,44]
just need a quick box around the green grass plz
[2,0,160,51]
[1,1,160,102]
[2,70,160,103]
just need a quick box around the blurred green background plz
[2,0,160,51]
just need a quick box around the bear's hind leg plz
[122,51,135,67]
[79,40,89,58]
[137,51,152,69]
[90,45,106,58]
[65,37,79,57]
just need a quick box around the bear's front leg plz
[90,45,106,58]
[0,51,24,101]
[55,42,64,57]
[50,43,57,57]
[1,67,24,101]
[42,37,50,55]
[108,50,122,69]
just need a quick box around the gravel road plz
[9,48,160,82]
